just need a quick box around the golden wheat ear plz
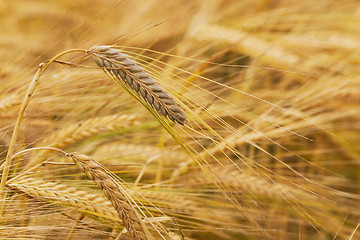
[69,153,150,240]
[89,45,186,125]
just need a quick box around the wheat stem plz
[0,49,88,215]
[0,64,43,215]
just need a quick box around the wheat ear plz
[24,114,139,170]
[0,94,22,115]
[69,153,151,240]
[37,114,139,149]
[6,177,122,224]
[89,45,186,125]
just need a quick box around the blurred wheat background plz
[1,0,360,239]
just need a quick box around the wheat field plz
[1,0,360,239]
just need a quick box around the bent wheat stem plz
[0,49,87,215]
[0,64,43,215]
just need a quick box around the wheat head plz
[89,45,186,125]
[69,153,150,240]
[7,176,122,224]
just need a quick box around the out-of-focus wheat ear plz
[69,153,151,240]
[0,94,22,116]
[23,114,139,170]
[89,45,187,125]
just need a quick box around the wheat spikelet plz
[89,45,186,125]
[69,153,149,240]
[6,177,122,224]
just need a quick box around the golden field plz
[0,0,360,239]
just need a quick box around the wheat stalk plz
[0,48,88,214]
[0,64,44,215]
[69,153,151,240]
[89,45,186,125]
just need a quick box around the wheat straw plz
[0,64,44,215]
